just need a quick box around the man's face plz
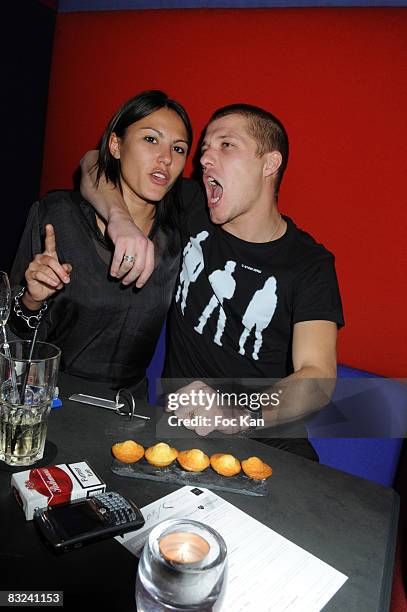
[200,114,267,228]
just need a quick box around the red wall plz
[41,8,407,377]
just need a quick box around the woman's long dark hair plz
[96,90,193,250]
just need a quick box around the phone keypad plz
[93,492,139,526]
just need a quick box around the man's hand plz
[23,224,72,309]
[107,208,155,287]
[80,150,155,288]
[166,380,245,436]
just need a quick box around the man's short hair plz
[209,103,289,197]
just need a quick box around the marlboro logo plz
[28,466,73,505]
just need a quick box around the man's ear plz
[263,151,282,177]
[109,133,121,159]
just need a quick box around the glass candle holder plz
[136,518,227,611]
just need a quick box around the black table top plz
[0,373,399,612]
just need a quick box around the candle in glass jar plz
[159,531,210,564]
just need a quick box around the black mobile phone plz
[33,491,145,552]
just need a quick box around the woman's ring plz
[122,254,136,264]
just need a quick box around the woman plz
[9,90,193,394]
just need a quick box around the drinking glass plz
[136,519,227,611]
[0,340,61,466]
[0,271,11,345]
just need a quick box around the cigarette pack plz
[11,461,106,520]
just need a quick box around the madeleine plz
[112,440,145,463]
[210,453,241,477]
[177,449,210,472]
[145,442,178,467]
[241,456,272,480]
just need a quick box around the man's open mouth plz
[207,176,223,205]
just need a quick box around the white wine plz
[0,341,60,466]
[0,402,50,466]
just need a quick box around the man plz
[81,103,344,461]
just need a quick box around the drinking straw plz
[19,326,39,404]
[1,325,19,403]
[0,272,19,401]
[11,327,40,454]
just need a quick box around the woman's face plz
[109,107,189,206]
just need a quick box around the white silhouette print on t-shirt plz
[239,276,278,360]
[194,260,237,346]
[175,231,209,314]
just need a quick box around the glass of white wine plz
[0,340,61,466]
[0,271,19,403]
[0,271,11,347]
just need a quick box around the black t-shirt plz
[164,180,344,381]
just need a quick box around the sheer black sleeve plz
[8,202,47,340]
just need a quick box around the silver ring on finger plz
[122,254,136,264]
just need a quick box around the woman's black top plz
[8,190,181,391]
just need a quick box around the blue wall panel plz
[58,0,407,11]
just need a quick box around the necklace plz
[269,213,282,242]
